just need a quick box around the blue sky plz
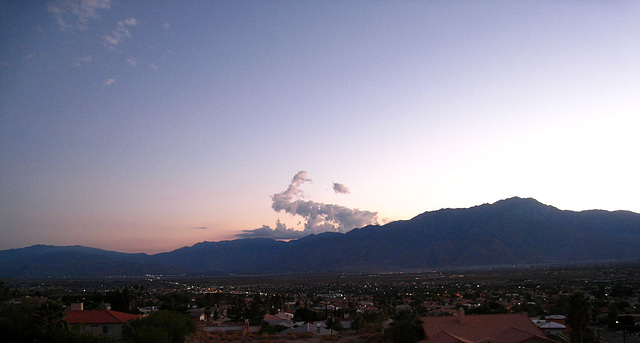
[1,1,639,253]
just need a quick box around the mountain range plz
[1,197,639,278]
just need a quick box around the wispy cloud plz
[103,17,138,51]
[102,78,115,86]
[48,0,111,31]
[237,171,378,239]
[162,23,170,30]
[74,55,92,67]
[191,226,208,230]
[126,58,136,66]
[148,63,157,71]
[332,182,350,194]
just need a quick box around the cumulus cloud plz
[102,78,115,86]
[237,171,378,239]
[332,182,350,194]
[270,171,312,209]
[103,17,138,51]
[236,220,306,240]
[48,0,110,31]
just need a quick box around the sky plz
[1,1,639,254]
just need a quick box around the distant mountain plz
[1,197,639,278]
[0,245,187,277]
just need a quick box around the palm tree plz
[566,292,592,343]
[35,300,65,324]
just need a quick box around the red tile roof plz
[420,313,555,343]
[496,327,544,343]
[64,310,141,324]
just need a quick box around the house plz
[138,305,160,315]
[340,317,352,330]
[275,311,294,321]
[532,319,566,336]
[203,320,259,334]
[279,322,335,335]
[419,309,556,343]
[63,303,141,341]
[264,313,293,327]
[187,308,207,321]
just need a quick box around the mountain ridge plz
[1,197,639,277]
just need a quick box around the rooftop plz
[420,312,555,343]
[64,310,141,324]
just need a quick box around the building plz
[187,308,207,321]
[63,303,141,341]
[263,313,293,327]
[419,309,557,343]
[532,319,567,336]
[280,322,335,335]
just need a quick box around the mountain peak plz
[1,198,639,277]
[496,196,538,203]
[489,197,558,211]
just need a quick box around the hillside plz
[1,197,639,277]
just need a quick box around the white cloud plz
[74,55,92,67]
[103,17,138,51]
[239,171,378,239]
[102,78,115,86]
[122,17,138,26]
[148,63,157,70]
[162,23,170,30]
[126,58,136,66]
[48,0,111,31]
[271,172,378,234]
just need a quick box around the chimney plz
[457,307,465,324]
[71,303,84,311]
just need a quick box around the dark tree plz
[351,314,365,333]
[124,310,195,343]
[35,300,65,324]
[325,317,343,332]
[567,292,596,343]
[110,287,132,313]
[124,325,170,343]
[293,308,321,322]
[385,310,425,343]
[0,280,12,302]
[607,303,619,329]
[243,303,266,325]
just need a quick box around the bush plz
[124,310,196,343]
